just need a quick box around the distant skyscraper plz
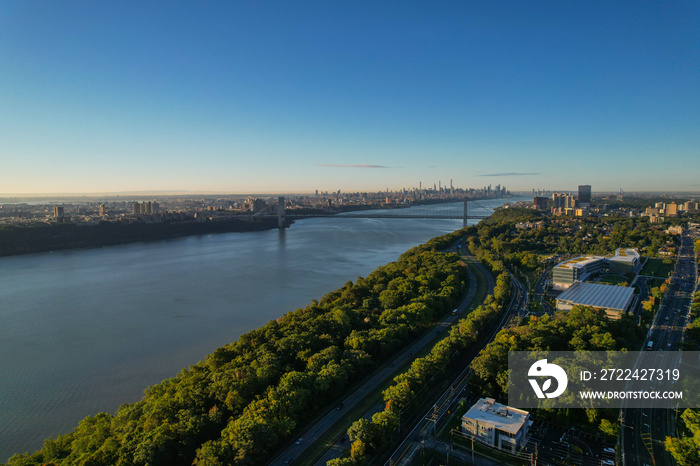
[53,206,64,217]
[578,185,591,207]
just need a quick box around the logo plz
[528,359,568,399]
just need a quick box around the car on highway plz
[295,438,303,445]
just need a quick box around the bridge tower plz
[463,198,468,228]
[277,196,285,228]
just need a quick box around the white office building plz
[462,398,532,452]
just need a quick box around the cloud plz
[318,164,391,168]
[477,172,541,177]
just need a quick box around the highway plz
[384,271,529,465]
[269,244,494,465]
[622,230,698,466]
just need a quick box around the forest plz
[328,206,680,464]
[4,226,471,466]
[331,268,513,465]
[4,206,685,465]
[470,306,644,435]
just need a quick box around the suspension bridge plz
[251,197,496,228]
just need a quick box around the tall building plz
[552,193,575,213]
[552,193,566,209]
[533,196,548,210]
[665,203,678,217]
[53,206,64,217]
[578,185,591,207]
[565,194,575,209]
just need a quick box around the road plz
[622,230,698,466]
[269,244,494,465]
[384,270,529,465]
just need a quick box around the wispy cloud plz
[318,164,392,168]
[477,172,541,177]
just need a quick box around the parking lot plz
[524,420,617,465]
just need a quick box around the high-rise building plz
[552,193,566,210]
[565,194,576,209]
[533,196,548,210]
[665,203,678,217]
[552,193,575,214]
[53,206,64,217]
[578,185,591,207]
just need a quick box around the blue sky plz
[1,1,698,194]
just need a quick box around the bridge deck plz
[254,214,489,220]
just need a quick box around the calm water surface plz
[0,198,522,459]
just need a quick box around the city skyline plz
[2,2,699,194]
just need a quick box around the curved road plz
[269,244,493,465]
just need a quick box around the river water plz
[0,197,523,459]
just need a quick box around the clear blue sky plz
[1,1,698,194]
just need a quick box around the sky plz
[1,1,699,195]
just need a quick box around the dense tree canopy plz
[5,228,471,466]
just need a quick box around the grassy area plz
[647,277,666,289]
[596,274,628,285]
[642,258,675,278]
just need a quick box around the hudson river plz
[0,197,523,460]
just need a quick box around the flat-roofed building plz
[556,281,635,319]
[578,185,591,207]
[533,196,548,211]
[462,398,531,452]
[607,248,642,274]
[552,256,606,290]
[683,201,698,212]
[552,249,641,289]
[666,203,678,217]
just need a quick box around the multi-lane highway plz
[269,243,494,465]
[622,230,698,466]
[384,271,529,465]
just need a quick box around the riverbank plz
[0,195,512,258]
[0,217,282,257]
[0,197,524,460]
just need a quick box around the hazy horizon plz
[1,189,699,202]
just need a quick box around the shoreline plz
[0,196,512,258]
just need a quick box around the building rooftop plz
[556,281,635,311]
[608,248,641,263]
[463,398,529,434]
[555,255,604,269]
